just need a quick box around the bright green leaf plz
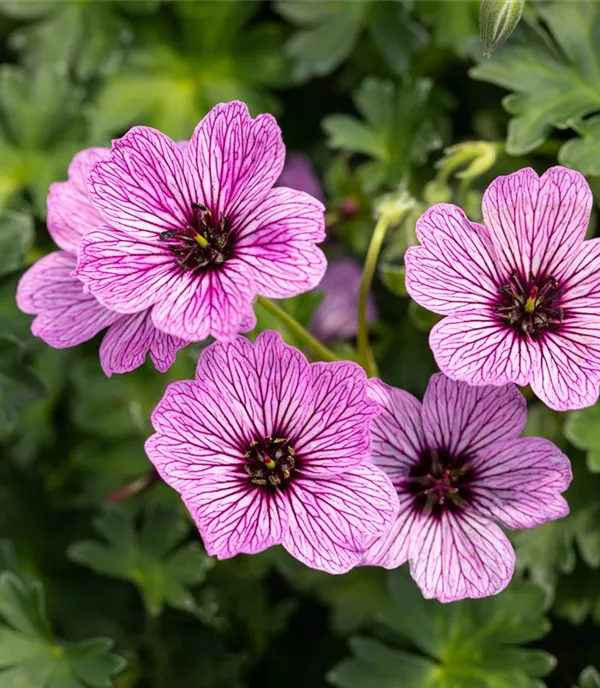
[329,569,554,688]
[470,1,600,166]
[276,0,426,81]
[0,571,125,688]
[68,504,214,617]
[323,77,445,188]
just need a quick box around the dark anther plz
[244,436,296,488]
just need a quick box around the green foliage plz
[575,667,600,688]
[90,1,287,139]
[323,77,445,189]
[68,504,214,617]
[565,405,600,472]
[0,570,125,687]
[470,1,600,174]
[276,0,427,81]
[328,569,554,688]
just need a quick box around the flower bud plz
[479,0,525,57]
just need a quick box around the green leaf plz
[560,115,600,176]
[0,210,34,278]
[0,335,46,438]
[329,569,554,688]
[276,0,426,81]
[417,0,480,57]
[0,571,125,688]
[323,78,445,188]
[575,667,600,688]
[68,504,214,617]
[0,64,85,213]
[470,1,600,166]
[565,404,600,472]
[91,2,287,140]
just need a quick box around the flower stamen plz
[244,436,296,488]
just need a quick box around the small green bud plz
[479,0,525,57]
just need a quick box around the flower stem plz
[358,216,390,377]
[256,296,339,363]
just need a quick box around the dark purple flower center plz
[244,436,296,488]
[159,203,234,270]
[407,448,473,516]
[493,270,564,338]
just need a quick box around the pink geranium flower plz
[405,166,599,410]
[309,258,377,342]
[145,331,399,574]
[75,102,327,341]
[362,373,571,602]
[16,148,187,376]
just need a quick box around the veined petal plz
[150,261,256,341]
[146,380,251,492]
[282,464,399,574]
[181,477,288,558]
[361,494,420,569]
[561,238,600,313]
[75,226,180,314]
[422,373,526,456]
[430,313,537,387]
[482,166,592,280]
[366,378,424,481]
[236,187,327,299]
[47,147,108,253]
[187,101,285,224]
[16,251,119,348]
[295,361,379,476]
[87,126,193,239]
[196,331,312,440]
[405,204,500,315]
[408,509,515,603]
[99,310,187,376]
[471,437,571,530]
[530,328,600,410]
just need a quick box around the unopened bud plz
[480,0,525,57]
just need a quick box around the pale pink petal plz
[408,509,515,602]
[482,166,592,279]
[186,101,285,224]
[99,310,188,376]
[196,331,312,439]
[361,494,420,569]
[366,378,424,481]
[145,380,251,492]
[430,313,537,387]
[87,127,193,239]
[47,147,109,253]
[235,187,326,299]
[471,437,571,530]
[405,205,501,315]
[75,226,180,314]
[282,464,399,574]
[560,238,600,314]
[530,328,600,410]
[150,261,256,341]
[16,251,119,348]
[421,373,526,456]
[294,361,379,476]
[181,477,288,558]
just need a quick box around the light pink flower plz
[277,152,324,202]
[310,258,377,341]
[405,166,600,410]
[145,331,399,574]
[16,148,187,376]
[362,373,571,602]
[75,102,327,341]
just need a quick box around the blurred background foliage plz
[1,0,600,686]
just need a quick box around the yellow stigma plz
[194,233,210,248]
[264,457,276,470]
[524,295,536,313]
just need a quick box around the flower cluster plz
[17,99,583,602]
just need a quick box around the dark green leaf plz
[68,504,214,617]
[0,571,126,687]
